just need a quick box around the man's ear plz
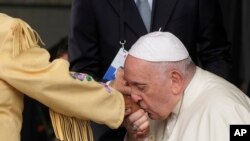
[170,71,184,95]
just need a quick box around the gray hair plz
[153,56,195,78]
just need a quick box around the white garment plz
[149,67,250,141]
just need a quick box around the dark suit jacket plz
[69,0,231,80]
[69,0,231,140]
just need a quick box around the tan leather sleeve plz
[1,47,125,129]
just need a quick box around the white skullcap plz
[129,32,189,62]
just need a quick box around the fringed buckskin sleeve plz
[0,13,125,141]
[50,110,94,141]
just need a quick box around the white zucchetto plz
[129,32,189,62]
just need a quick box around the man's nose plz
[131,93,142,103]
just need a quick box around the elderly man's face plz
[124,55,176,120]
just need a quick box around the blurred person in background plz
[49,36,68,61]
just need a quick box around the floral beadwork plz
[86,75,92,81]
[70,72,92,81]
[99,82,112,94]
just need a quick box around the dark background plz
[1,0,249,92]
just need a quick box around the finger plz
[134,123,150,138]
[127,109,145,124]
[133,114,148,130]
[137,120,150,132]
[132,125,139,131]
[125,108,132,116]
[135,132,149,138]
[132,129,149,139]
[124,109,144,130]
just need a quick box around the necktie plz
[136,0,151,32]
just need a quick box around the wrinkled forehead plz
[125,55,152,71]
[124,55,159,83]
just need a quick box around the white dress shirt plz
[134,0,153,10]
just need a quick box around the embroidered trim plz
[70,72,92,81]
[99,82,112,94]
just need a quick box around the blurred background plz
[0,0,249,140]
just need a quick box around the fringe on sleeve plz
[10,18,45,57]
[49,110,93,141]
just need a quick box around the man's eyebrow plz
[130,81,147,86]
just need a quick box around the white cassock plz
[148,67,250,141]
